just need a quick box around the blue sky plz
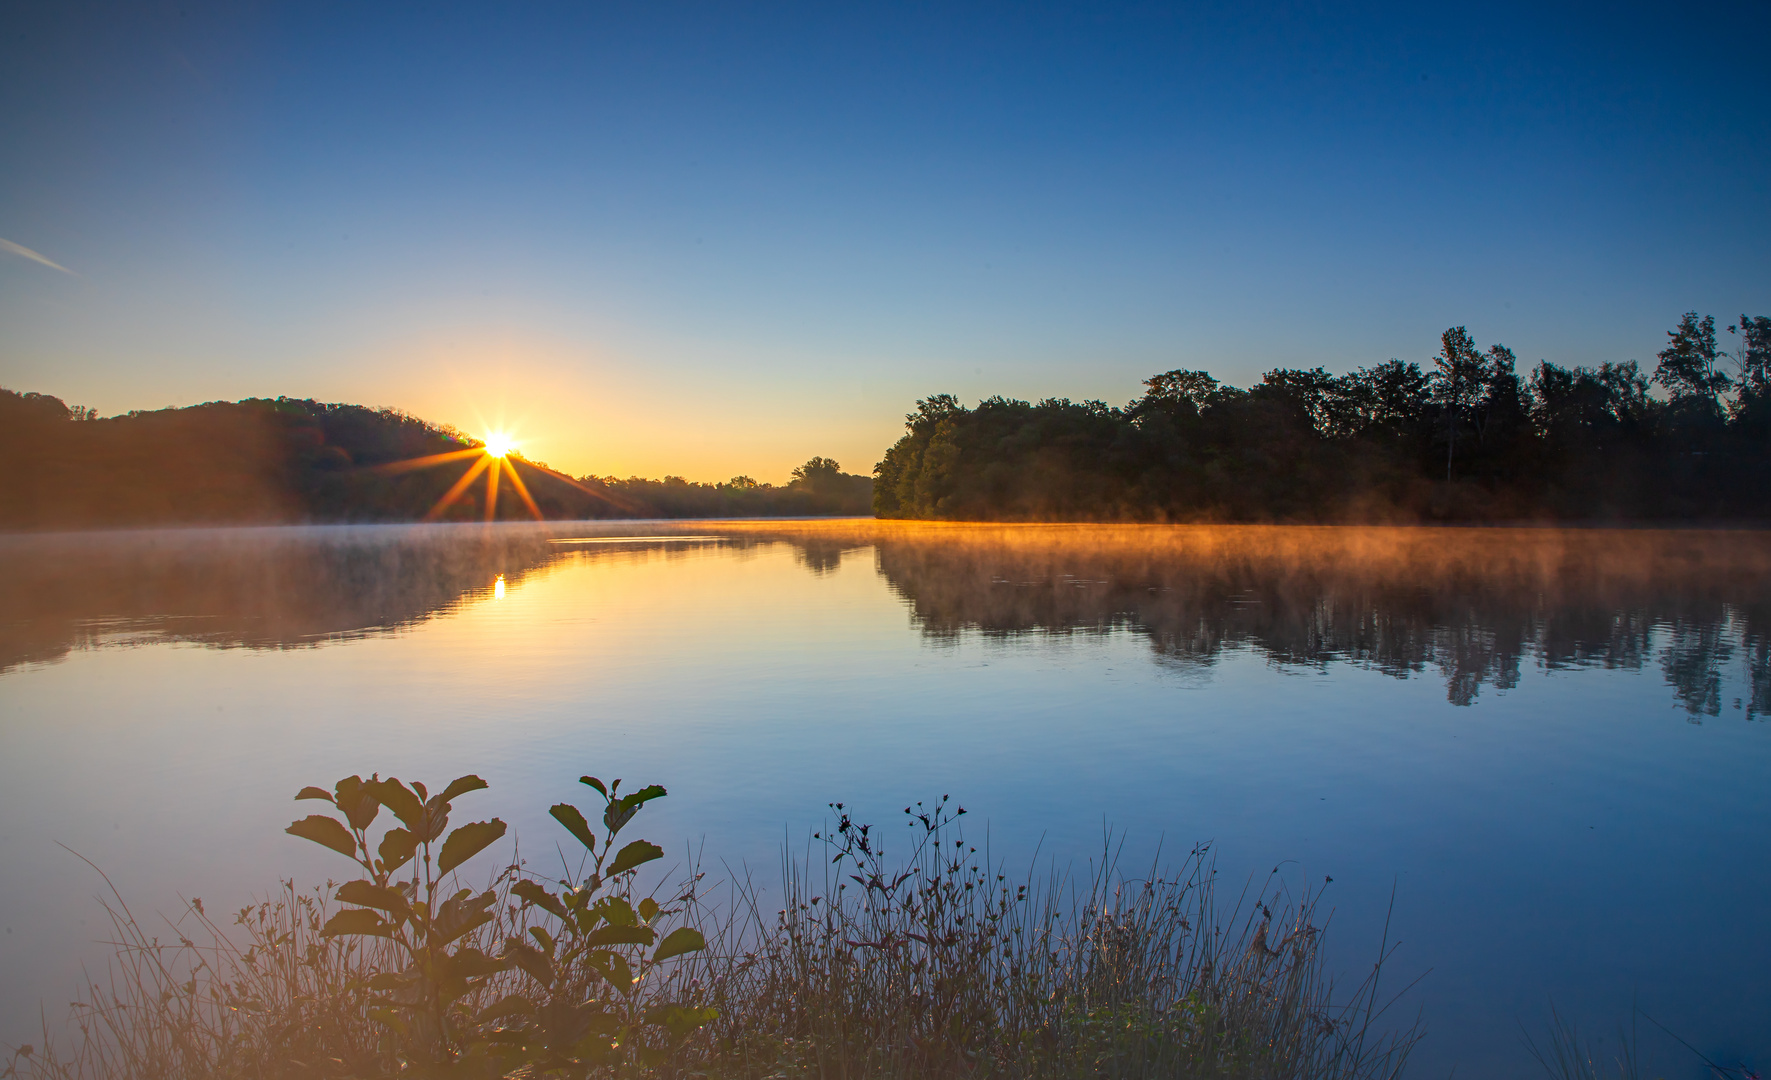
[2,1,1766,480]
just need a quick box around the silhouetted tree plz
[1728,315,1771,440]
[1430,327,1493,481]
[1655,312,1732,405]
[874,314,1770,523]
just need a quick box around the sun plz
[369,418,634,523]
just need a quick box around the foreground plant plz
[286,772,713,1077]
[486,777,714,1072]
[11,778,1419,1080]
[287,773,510,1069]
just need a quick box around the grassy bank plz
[4,774,1419,1080]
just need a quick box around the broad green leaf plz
[528,925,555,955]
[511,879,567,920]
[295,786,335,803]
[335,880,409,918]
[626,784,668,806]
[604,784,667,833]
[608,839,663,876]
[584,924,655,949]
[415,797,451,843]
[503,938,554,987]
[652,927,706,963]
[590,950,633,991]
[286,815,357,860]
[448,946,507,979]
[571,903,603,936]
[579,775,607,798]
[433,889,497,945]
[595,896,637,926]
[332,776,380,832]
[366,1005,412,1038]
[436,911,493,947]
[438,774,489,805]
[438,819,507,874]
[378,828,417,874]
[320,908,393,938]
[366,778,423,831]
[536,999,598,1048]
[476,994,534,1025]
[604,801,638,834]
[549,803,597,853]
[638,897,660,923]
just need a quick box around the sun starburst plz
[370,421,642,521]
[370,429,543,522]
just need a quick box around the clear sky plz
[2,1,1766,482]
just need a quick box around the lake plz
[2,520,1767,1076]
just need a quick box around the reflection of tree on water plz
[863,528,1771,714]
[0,526,851,675]
[792,540,868,577]
[1746,632,1771,719]
[0,526,568,672]
[1655,611,1771,720]
[8,521,1770,719]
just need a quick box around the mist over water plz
[2,521,1767,1076]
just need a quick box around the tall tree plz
[1653,312,1732,404]
[1431,327,1489,481]
[1140,370,1221,412]
[1730,315,1771,400]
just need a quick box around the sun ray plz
[519,460,649,515]
[423,454,494,522]
[483,454,503,521]
[372,447,484,475]
[502,458,545,520]
[371,421,637,521]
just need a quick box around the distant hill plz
[0,390,871,529]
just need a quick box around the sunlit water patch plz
[1,521,1767,1076]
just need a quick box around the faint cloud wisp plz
[0,237,77,276]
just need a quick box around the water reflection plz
[0,525,559,672]
[0,524,751,673]
[5,522,1768,718]
[853,524,1771,715]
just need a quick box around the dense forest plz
[0,392,871,528]
[875,312,1771,522]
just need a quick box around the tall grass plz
[695,798,1417,1080]
[3,862,412,1080]
[7,798,1419,1080]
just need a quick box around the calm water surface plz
[2,521,1768,1076]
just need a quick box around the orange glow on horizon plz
[422,452,496,522]
[391,423,543,523]
[374,417,655,522]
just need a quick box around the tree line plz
[0,392,871,528]
[592,457,872,519]
[873,313,1771,522]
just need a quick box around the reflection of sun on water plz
[494,574,505,600]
